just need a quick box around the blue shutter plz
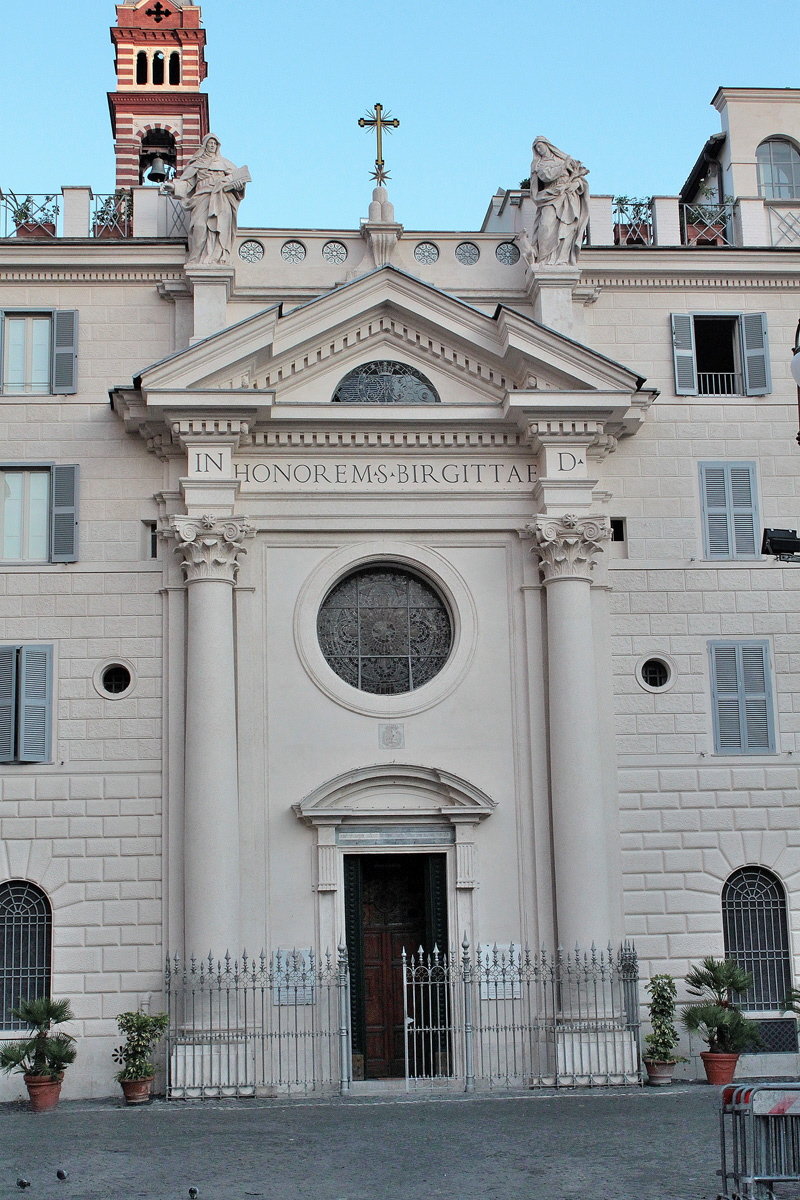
[741,313,771,396]
[700,462,758,560]
[0,646,16,762]
[50,465,78,562]
[729,464,758,557]
[700,464,731,557]
[51,310,78,395]
[710,641,775,755]
[17,645,52,763]
[671,313,698,395]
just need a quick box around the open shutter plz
[51,310,78,395]
[700,464,731,557]
[711,643,743,751]
[0,646,16,762]
[50,465,78,562]
[741,313,771,396]
[17,645,51,763]
[671,313,698,395]
[741,644,773,751]
[729,464,758,557]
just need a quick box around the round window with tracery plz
[317,565,453,695]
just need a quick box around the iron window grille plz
[0,880,52,1030]
[317,566,453,695]
[722,867,792,1011]
[331,361,440,405]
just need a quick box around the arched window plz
[722,867,792,1010]
[136,51,148,85]
[332,361,440,404]
[0,881,52,1030]
[756,139,800,200]
[152,51,165,86]
[169,52,181,85]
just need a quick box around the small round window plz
[317,565,452,695]
[639,657,671,690]
[96,662,134,698]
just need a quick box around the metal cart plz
[719,1083,800,1199]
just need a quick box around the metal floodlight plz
[792,351,800,389]
[762,528,800,557]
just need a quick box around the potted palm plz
[642,973,685,1085]
[0,998,77,1112]
[113,1011,169,1104]
[681,956,761,1085]
[6,193,59,237]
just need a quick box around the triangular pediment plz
[134,266,645,404]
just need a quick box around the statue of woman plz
[165,134,250,267]
[529,137,589,267]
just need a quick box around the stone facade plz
[2,0,800,1097]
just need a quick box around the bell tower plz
[108,0,210,189]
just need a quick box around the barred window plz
[722,867,792,1011]
[0,881,52,1030]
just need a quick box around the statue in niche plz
[529,137,589,267]
[165,134,251,267]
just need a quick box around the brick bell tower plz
[108,0,210,189]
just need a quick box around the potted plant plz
[113,1011,169,1105]
[6,193,59,237]
[613,196,653,246]
[0,997,77,1112]
[681,956,762,1085]
[93,191,132,238]
[642,973,686,1085]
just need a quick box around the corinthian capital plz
[528,513,610,582]
[170,515,255,584]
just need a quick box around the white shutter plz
[50,465,78,562]
[741,313,771,396]
[700,464,731,557]
[51,310,78,395]
[17,645,52,763]
[671,313,698,395]
[0,645,16,762]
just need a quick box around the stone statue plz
[529,137,589,267]
[165,134,251,267]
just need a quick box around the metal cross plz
[146,2,171,21]
[358,103,400,185]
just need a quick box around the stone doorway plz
[344,853,448,1079]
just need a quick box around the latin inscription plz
[228,458,539,491]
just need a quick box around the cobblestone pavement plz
[0,1084,725,1200]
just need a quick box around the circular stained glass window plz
[322,241,348,264]
[455,241,480,266]
[317,565,453,695]
[414,242,439,265]
[239,240,264,263]
[496,241,520,265]
[281,240,306,264]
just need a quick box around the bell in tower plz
[108,0,210,189]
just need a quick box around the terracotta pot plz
[643,1059,677,1086]
[120,1077,153,1105]
[700,1051,739,1085]
[24,1073,64,1113]
[15,222,56,238]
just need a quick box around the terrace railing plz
[0,192,60,239]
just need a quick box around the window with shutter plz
[671,314,771,397]
[0,310,78,396]
[709,641,775,755]
[0,465,78,563]
[699,462,759,560]
[0,646,53,764]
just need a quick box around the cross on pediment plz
[146,2,171,21]
[358,103,400,185]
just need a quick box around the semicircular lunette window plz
[331,361,440,404]
[317,565,452,695]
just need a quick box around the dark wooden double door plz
[344,854,448,1079]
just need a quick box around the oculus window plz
[332,361,440,405]
[317,565,452,695]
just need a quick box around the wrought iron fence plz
[166,939,640,1098]
[612,197,654,246]
[682,202,735,246]
[165,947,350,1098]
[92,191,132,238]
[767,204,800,247]
[698,372,743,396]
[0,192,60,239]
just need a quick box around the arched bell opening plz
[138,128,177,185]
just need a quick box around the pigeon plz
[57,1169,69,1181]
[16,1181,31,1192]
[189,1190,198,1199]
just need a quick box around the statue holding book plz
[165,134,251,267]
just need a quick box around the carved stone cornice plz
[169,515,255,584]
[527,513,610,582]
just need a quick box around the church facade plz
[2,0,800,1097]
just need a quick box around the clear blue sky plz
[0,0,796,232]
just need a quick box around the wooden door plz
[344,854,447,1079]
